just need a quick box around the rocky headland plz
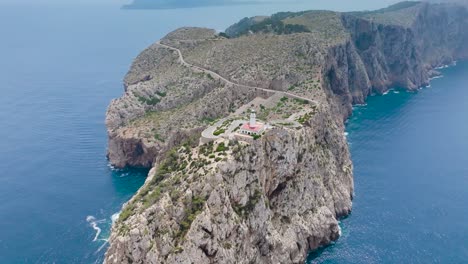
[104,2,468,263]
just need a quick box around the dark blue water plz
[309,62,468,263]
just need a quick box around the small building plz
[239,110,265,136]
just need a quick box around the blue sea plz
[309,63,468,263]
[0,2,467,263]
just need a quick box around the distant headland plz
[122,0,263,9]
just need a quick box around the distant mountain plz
[425,0,468,4]
[122,0,262,9]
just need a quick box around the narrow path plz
[156,41,314,104]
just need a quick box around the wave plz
[430,75,444,81]
[435,61,456,70]
[435,64,449,70]
[111,212,120,223]
[352,103,367,109]
[87,212,121,255]
[95,240,109,254]
[86,215,104,242]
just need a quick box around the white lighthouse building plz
[239,110,265,136]
[250,111,257,127]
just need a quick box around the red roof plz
[241,122,263,132]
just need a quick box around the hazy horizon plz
[0,0,400,12]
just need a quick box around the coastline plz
[309,59,468,263]
[104,2,468,263]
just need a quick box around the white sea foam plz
[435,64,449,69]
[344,132,349,137]
[338,224,342,237]
[430,75,444,80]
[95,240,109,254]
[393,90,400,94]
[107,162,115,170]
[87,215,103,242]
[119,172,130,178]
[383,91,389,95]
[111,212,120,223]
[353,103,367,109]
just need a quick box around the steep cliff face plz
[337,2,468,98]
[319,2,468,118]
[105,100,353,264]
[105,2,468,263]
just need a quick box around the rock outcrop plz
[106,98,353,264]
[105,2,468,263]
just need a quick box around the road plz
[156,41,315,104]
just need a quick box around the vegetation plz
[176,195,207,241]
[294,98,309,105]
[154,133,165,142]
[213,128,226,136]
[248,17,310,35]
[156,91,167,97]
[215,142,228,152]
[230,12,311,37]
[116,132,207,227]
[297,112,314,124]
[200,116,216,124]
[219,32,230,38]
[134,92,161,106]
[233,189,262,218]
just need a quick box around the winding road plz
[156,41,315,104]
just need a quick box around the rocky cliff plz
[105,2,468,263]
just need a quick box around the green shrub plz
[213,129,225,136]
[219,32,230,38]
[154,133,165,142]
[176,195,207,241]
[294,98,309,105]
[233,189,262,218]
[156,91,167,97]
[215,142,228,152]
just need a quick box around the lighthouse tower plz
[249,110,256,127]
[239,109,265,137]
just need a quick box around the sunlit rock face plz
[104,2,468,263]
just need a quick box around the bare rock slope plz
[105,2,468,263]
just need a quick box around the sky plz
[0,0,400,10]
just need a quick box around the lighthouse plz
[238,109,265,136]
[249,110,257,127]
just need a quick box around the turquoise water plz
[1,2,467,263]
[308,62,468,263]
